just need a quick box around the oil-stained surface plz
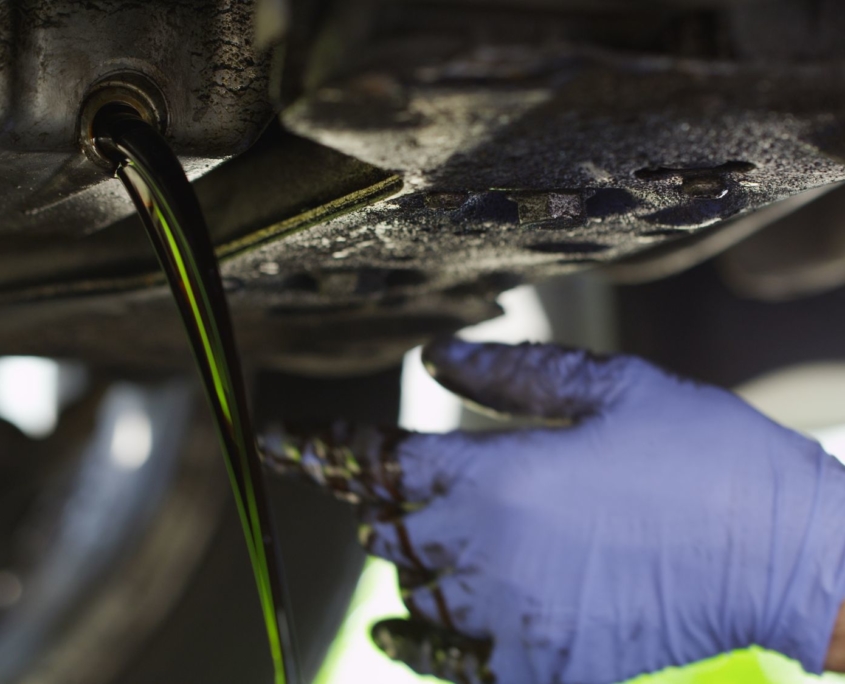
[0,0,273,238]
[5,0,845,375]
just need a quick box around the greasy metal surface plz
[0,0,273,237]
[283,1,845,280]
[0,126,401,298]
[4,0,845,372]
[604,185,840,285]
[0,121,475,375]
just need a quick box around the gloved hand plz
[263,340,845,684]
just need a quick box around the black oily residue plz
[444,271,524,299]
[279,315,467,346]
[639,228,690,238]
[282,272,319,293]
[585,188,638,218]
[634,161,756,180]
[270,303,365,317]
[395,520,455,631]
[450,192,520,224]
[355,268,428,294]
[644,199,739,227]
[527,241,609,254]
[425,192,469,211]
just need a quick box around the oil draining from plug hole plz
[94,105,300,684]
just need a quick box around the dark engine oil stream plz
[94,108,300,684]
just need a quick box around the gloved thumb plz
[371,618,493,684]
[422,339,630,421]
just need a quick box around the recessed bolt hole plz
[681,176,728,199]
[78,73,168,169]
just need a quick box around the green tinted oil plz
[97,112,299,684]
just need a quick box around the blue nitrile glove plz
[263,340,845,684]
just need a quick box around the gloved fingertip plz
[421,336,483,379]
[371,618,406,660]
[371,618,494,684]
[423,338,551,417]
[423,339,629,420]
[422,337,510,410]
[371,619,431,669]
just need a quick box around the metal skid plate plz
[3,0,845,372]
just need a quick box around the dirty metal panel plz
[4,0,845,372]
[0,0,273,236]
[274,0,845,301]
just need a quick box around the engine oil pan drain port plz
[79,72,169,170]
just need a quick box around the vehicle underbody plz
[2,1,845,682]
